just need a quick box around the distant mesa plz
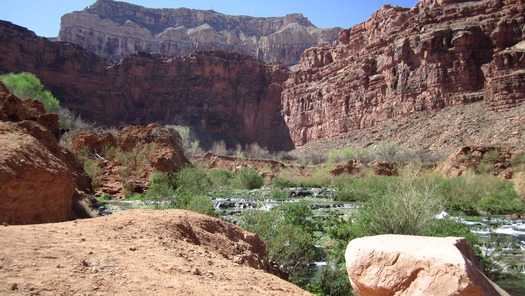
[58,0,341,66]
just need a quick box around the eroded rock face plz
[69,124,190,198]
[440,146,525,177]
[0,21,294,151]
[345,234,510,296]
[282,0,525,146]
[0,82,92,224]
[58,0,340,66]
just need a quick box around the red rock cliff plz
[58,0,340,66]
[0,21,294,151]
[282,0,525,146]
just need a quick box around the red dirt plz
[0,209,312,296]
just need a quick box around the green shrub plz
[240,202,317,279]
[312,265,352,296]
[208,169,232,190]
[332,175,397,202]
[510,152,525,167]
[0,72,60,112]
[483,149,501,162]
[232,168,264,190]
[269,188,290,199]
[184,194,216,216]
[436,174,524,215]
[175,167,212,195]
[349,176,442,237]
[145,172,177,203]
[326,147,359,164]
[83,159,101,188]
[272,178,297,188]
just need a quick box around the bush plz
[240,202,317,279]
[0,72,60,112]
[208,169,232,190]
[184,194,216,216]
[269,188,290,199]
[211,140,228,156]
[175,167,212,195]
[436,173,524,215]
[167,125,203,157]
[272,178,297,188]
[326,147,359,164]
[232,168,264,190]
[145,172,177,203]
[332,175,397,202]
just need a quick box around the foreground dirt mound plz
[0,209,311,295]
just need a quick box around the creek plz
[99,187,525,293]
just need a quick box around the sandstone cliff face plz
[0,21,294,151]
[0,82,92,224]
[282,0,525,146]
[58,0,340,66]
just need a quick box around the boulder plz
[345,234,510,296]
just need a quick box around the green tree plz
[240,201,317,281]
[0,72,60,112]
[232,168,264,190]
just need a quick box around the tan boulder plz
[345,235,510,296]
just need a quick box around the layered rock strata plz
[58,0,340,66]
[0,21,294,151]
[282,0,525,146]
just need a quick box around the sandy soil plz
[0,209,312,296]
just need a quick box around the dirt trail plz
[0,209,312,295]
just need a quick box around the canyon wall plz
[281,0,525,146]
[58,0,340,66]
[0,21,293,150]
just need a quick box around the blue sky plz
[0,0,419,37]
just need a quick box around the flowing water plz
[100,188,525,293]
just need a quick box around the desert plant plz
[245,143,270,159]
[483,149,501,162]
[269,187,290,199]
[232,168,264,190]
[0,72,60,112]
[326,147,359,164]
[211,140,228,156]
[240,202,317,279]
[184,194,216,216]
[350,175,443,237]
[83,159,101,188]
[272,178,297,188]
[208,169,233,190]
[175,167,212,195]
[145,172,177,204]
[167,125,202,157]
